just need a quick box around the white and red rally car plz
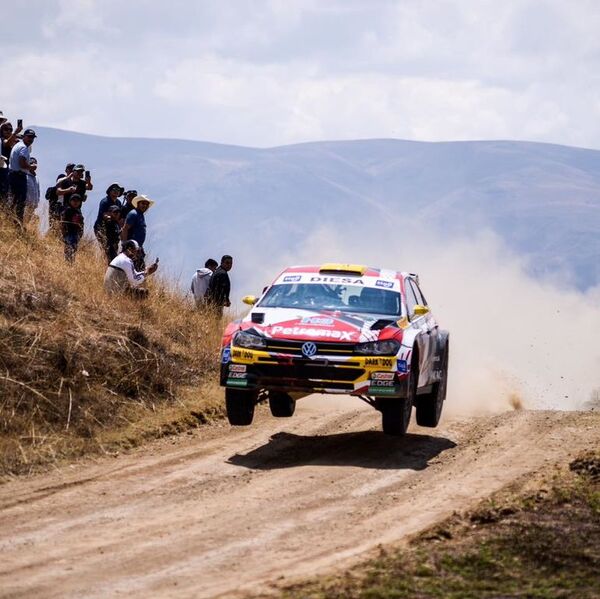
[220,263,449,435]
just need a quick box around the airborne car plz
[220,264,449,435]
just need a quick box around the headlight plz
[233,330,267,349]
[354,339,400,355]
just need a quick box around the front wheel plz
[268,391,296,417]
[225,388,256,425]
[378,398,413,436]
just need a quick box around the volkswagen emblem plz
[301,341,317,358]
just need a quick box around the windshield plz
[258,283,402,316]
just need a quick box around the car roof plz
[281,264,415,282]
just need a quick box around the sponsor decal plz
[397,359,408,373]
[283,275,301,283]
[221,346,231,364]
[371,372,395,381]
[227,379,248,387]
[271,325,354,341]
[229,364,247,373]
[309,276,364,285]
[365,357,394,367]
[375,279,394,289]
[228,372,247,379]
[368,386,398,395]
[300,316,334,326]
[301,341,318,357]
[370,380,395,387]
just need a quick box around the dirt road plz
[1,397,598,598]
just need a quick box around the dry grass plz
[0,210,225,478]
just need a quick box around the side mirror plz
[242,295,258,305]
[413,304,429,316]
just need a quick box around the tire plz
[225,388,256,426]
[268,391,296,417]
[416,342,448,428]
[379,398,413,436]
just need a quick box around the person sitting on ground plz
[191,258,218,308]
[61,194,84,263]
[56,164,89,209]
[94,182,124,259]
[104,239,158,298]
[8,128,36,224]
[205,255,233,317]
[24,156,40,226]
[120,189,138,218]
[120,194,154,270]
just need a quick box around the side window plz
[412,281,427,306]
[404,280,419,318]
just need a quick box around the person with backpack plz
[93,182,124,260]
[61,194,84,263]
[191,258,218,308]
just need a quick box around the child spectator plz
[62,194,84,263]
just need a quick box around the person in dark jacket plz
[205,255,233,317]
[94,182,124,260]
[100,204,122,262]
[61,194,84,263]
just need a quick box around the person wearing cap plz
[120,189,138,218]
[94,183,124,261]
[120,194,154,269]
[56,164,88,208]
[104,239,159,298]
[7,128,36,224]
[61,193,84,263]
[24,157,40,226]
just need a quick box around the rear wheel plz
[416,343,448,428]
[225,388,256,425]
[268,391,296,417]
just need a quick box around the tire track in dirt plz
[0,397,598,599]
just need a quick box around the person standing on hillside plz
[56,165,90,208]
[104,239,159,298]
[191,258,218,308]
[120,194,154,270]
[120,189,138,218]
[94,183,124,259]
[0,120,23,207]
[8,128,36,224]
[24,157,40,226]
[61,194,84,263]
[205,255,233,317]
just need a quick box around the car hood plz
[243,307,401,344]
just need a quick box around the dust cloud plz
[242,225,600,415]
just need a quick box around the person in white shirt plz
[191,258,217,308]
[104,240,158,298]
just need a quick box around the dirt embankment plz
[1,396,598,598]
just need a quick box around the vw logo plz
[301,341,317,358]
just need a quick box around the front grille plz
[252,362,364,382]
[265,338,354,356]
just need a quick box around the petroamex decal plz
[271,325,355,341]
[300,316,334,326]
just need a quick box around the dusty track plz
[1,397,598,598]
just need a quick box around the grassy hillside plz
[0,212,224,478]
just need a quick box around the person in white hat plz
[120,194,155,269]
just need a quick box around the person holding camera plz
[56,164,90,208]
[8,128,36,224]
[104,239,159,299]
[0,119,23,207]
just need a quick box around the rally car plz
[220,264,449,435]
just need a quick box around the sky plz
[2,0,600,148]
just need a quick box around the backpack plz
[45,185,58,206]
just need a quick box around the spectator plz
[8,128,36,224]
[94,182,124,258]
[1,121,22,207]
[121,189,138,218]
[191,258,218,308]
[205,255,233,317]
[120,194,154,270]
[100,204,122,262]
[24,157,40,225]
[104,239,158,298]
[56,164,89,208]
[61,194,84,263]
